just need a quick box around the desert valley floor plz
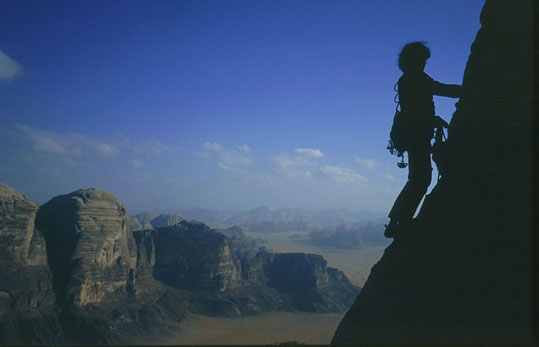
[141,230,386,345]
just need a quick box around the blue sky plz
[0,0,484,213]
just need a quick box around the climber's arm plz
[433,81,462,98]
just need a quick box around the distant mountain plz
[310,209,384,226]
[130,212,157,230]
[309,220,389,249]
[355,220,390,245]
[131,213,185,231]
[178,207,240,227]
[130,209,389,254]
[160,206,386,233]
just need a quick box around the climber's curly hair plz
[398,41,431,73]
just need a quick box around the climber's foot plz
[384,219,412,239]
[384,221,398,238]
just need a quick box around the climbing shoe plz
[384,221,398,238]
[384,220,411,238]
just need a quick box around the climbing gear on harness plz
[387,79,411,166]
[397,154,408,169]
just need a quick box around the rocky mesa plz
[36,189,137,307]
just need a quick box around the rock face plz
[0,184,58,344]
[36,189,136,307]
[332,1,532,344]
[134,221,241,291]
[265,253,358,312]
[134,222,360,313]
[0,184,54,310]
[0,183,48,267]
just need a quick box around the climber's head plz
[398,41,430,73]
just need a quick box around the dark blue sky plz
[0,0,484,212]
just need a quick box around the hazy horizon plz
[0,0,483,212]
[131,204,389,217]
[20,185,390,216]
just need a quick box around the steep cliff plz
[265,253,358,312]
[134,222,360,314]
[332,0,532,344]
[36,188,137,307]
[0,183,49,267]
[0,184,60,344]
[133,221,241,291]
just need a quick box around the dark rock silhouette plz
[332,0,532,344]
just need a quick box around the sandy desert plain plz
[138,230,386,345]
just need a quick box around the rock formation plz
[130,213,184,231]
[134,222,360,313]
[265,253,358,312]
[36,188,136,307]
[1,184,360,344]
[130,214,154,231]
[134,221,241,291]
[0,183,49,267]
[0,183,58,344]
[332,0,532,344]
[219,206,383,233]
[149,213,184,228]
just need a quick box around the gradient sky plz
[0,0,484,213]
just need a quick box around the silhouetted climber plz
[385,42,461,238]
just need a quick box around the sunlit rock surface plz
[36,188,136,307]
[332,0,532,344]
[0,183,55,311]
[0,183,48,266]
